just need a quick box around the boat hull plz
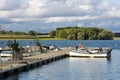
[69,51,107,58]
[68,47,112,58]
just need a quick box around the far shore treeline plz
[0,26,118,40]
[49,27,114,40]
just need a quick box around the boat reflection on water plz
[107,55,111,61]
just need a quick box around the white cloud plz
[44,16,98,23]
[0,0,120,32]
[79,5,93,11]
[108,7,120,17]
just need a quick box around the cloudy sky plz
[0,0,120,33]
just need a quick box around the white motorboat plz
[0,50,40,57]
[0,52,33,57]
[68,47,112,58]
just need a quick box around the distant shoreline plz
[0,35,119,40]
[0,37,119,40]
[0,37,65,40]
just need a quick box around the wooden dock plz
[0,47,72,79]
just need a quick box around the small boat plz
[68,47,112,58]
[0,50,39,57]
[0,51,13,57]
[0,52,33,57]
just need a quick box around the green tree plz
[56,30,67,39]
[98,30,113,40]
[54,27,113,40]
[0,30,5,34]
[11,40,19,52]
[67,34,76,40]
[15,31,26,35]
[49,30,56,37]
[28,30,36,36]
[77,31,84,40]
[35,37,41,46]
[11,39,20,60]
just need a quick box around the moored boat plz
[68,47,112,58]
[0,50,40,57]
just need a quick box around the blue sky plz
[0,0,120,33]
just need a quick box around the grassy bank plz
[0,35,65,40]
[114,37,120,40]
[0,35,119,40]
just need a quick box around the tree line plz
[114,33,120,37]
[0,30,48,36]
[49,27,114,40]
[0,27,114,40]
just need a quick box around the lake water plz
[0,40,120,49]
[1,40,120,80]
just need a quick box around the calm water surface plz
[5,50,120,80]
[1,40,120,80]
[0,40,120,49]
